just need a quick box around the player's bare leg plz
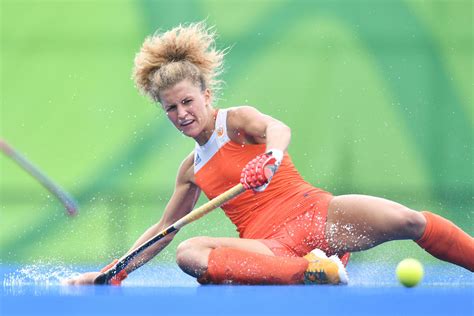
[325,194,474,271]
[325,195,426,253]
[176,237,274,278]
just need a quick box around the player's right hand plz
[240,150,283,192]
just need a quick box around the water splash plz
[3,261,80,288]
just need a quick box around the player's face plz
[159,79,213,144]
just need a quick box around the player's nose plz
[176,104,188,119]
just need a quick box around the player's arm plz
[66,153,200,285]
[227,106,291,191]
[227,105,291,153]
[119,153,200,273]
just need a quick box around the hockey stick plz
[94,183,245,285]
[0,139,78,216]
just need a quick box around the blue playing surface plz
[1,263,473,316]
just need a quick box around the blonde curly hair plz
[133,22,226,102]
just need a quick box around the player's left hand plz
[64,259,128,286]
[240,149,283,192]
[64,272,102,285]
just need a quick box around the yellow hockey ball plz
[396,258,424,287]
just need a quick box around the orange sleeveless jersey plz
[194,109,332,239]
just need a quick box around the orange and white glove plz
[100,259,128,286]
[240,149,283,192]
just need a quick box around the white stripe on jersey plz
[194,109,230,173]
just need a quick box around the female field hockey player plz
[67,23,473,286]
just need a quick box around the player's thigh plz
[178,236,274,256]
[326,194,425,251]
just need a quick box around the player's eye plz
[166,105,176,112]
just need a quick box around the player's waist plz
[242,188,333,239]
[223,183,330,235]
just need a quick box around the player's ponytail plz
[133,22,226,102]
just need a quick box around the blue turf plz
[1,263,473,316]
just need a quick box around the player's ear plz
[203,88,212,106]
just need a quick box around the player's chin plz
[178,125,199,138]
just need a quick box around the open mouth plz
[180,119,194,127]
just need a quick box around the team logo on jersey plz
[195,153,202,166]
[217,127,224,137]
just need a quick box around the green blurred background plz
[1,0,472,266]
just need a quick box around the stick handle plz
[174,183,245,229]
[94,183,246,285]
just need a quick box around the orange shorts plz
[259,199,351,266]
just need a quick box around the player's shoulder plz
[226,105,262,127]
[226,105,260,117]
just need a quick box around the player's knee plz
[176,238,199,261]
[176,237,213,277]
[176,237,210,268]
[391,208,426,239]
[403,211,426,239]
[176,241,194,270]
[177,236,211,252]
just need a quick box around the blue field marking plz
[1,263,473,316]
